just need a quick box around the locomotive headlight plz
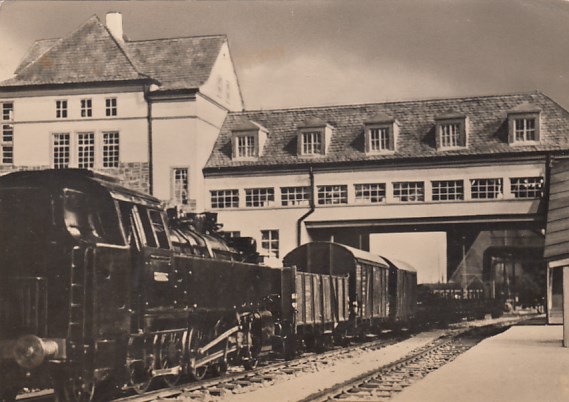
[13,335,59,369]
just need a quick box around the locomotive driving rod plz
[197,326,239,355]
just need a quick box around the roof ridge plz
[101,21,153,82]
[14,37,61,74]
[128,34,227,44]
[230,90,543,115]
[12,15,103,79]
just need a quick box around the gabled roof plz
[205,91,569,171]
[0,16,226,91]
[125,35,226,92]
[1,16,147,87]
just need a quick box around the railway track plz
[298,322,514,402]
[113,335,408,402]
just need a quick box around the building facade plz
[0,12,243,212]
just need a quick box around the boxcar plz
[284,242,392,336]
[385,258,417,326]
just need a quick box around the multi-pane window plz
[102,132,120,168]
[261,230,279,259]
[77,132,95,169]
[1,124,13,164]
[514,118,537,142]
[2,146,13,165]
[470,178,503,199]
[370,128,390,151]
[302,131,322,155]
[53,133,70,168]
[80,99,92,117]
[281,186,311,206]
[440,123,461,147]
[245,187,275,207]
[354,183,386,203]
[172,168,189,205]
[393,182,425,202]
[432,180,464,201]
[2,102,13,121]
[105,97,117,117]
[510,177,544,199]
[317,185,348,205]
[211,189,239,209]
[56,100,68,119]
[237,135,255,158]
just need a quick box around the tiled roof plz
[0,16,146,87]
[0,16,224,91]
[14,38,59,74]
[125,36,225,92]
[205,92,569,170]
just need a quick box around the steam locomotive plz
[0,169,497,402]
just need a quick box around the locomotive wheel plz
[159,333,183,387]
[128,359,154,394]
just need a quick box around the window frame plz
[1,123,14,165]
[56,99,68,119]
[52,132,71,169]
[281,186,311,207]
[354,183,386,204]
[470,178,503,200]
[317,185,348,205]
[261,229,279,259]
[300,130,323,155]
[105,97,117,117]
[431,180,464,201]
[435,117,468,149]
[245,187,275,208]
[171,167,190,205]
[508,112,540,145]
[102,131,120,168]
[392,181,425,203]
[80,98,92,118]
[210,189,239,209]
[76,132,95,169]
[510,177,544,199]
[233,133,257,159]
[1,102,13,121]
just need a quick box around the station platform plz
[392,321,569,402]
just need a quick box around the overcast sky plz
[1,0,569,111]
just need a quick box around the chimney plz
[106,12,124,42]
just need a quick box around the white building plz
[0,12,243,211]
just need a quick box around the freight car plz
[416,281,504,325]
[0,169,350,402]
[283,242,418,338]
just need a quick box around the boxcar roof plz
[383,257,417,273]
[304,242,390,267]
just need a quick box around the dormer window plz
[237,135,255,158]
[508,103,541,145]
[302,131,322,155]
[363,113,398,153]
[435,113,468,149]
[297,117,333,156]
[231,119,268,160]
